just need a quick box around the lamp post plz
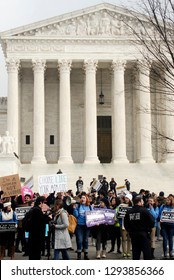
[99,69,104,104]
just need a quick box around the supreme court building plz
[0,3,174,194]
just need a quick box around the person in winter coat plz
[53,199,72,260]
[94,198,110,259]
[73,194,92,260]
[124,195,154,260]
[0,200,18,260]
[27,196,45,260]
[107,197,122,254]
[159,195,174,258]
[120,193,132,258]
[146,196,159,259]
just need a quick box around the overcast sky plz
[0,0,137,97]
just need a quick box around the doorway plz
[97,116,112,163]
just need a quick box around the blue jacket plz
[73,204,92,225]
[159,204,174,227]
[146,206,159,227]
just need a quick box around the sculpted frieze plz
[6,41,65,53]
[14,10,153,38]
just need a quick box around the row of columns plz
[5,58,174,164]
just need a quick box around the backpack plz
[68,214,77,234]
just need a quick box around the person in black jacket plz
[27,196,46,260]
[124,195,154,260]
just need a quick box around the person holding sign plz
[120,193,132,258]
[94,198,110,259]
[159,195,174,259]
[0,201,18,260]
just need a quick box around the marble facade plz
[0,3,174,194]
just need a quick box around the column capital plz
[111,60,126,71]
[6,58,20,73]
[32,59,46,72]
[58,59,72,72]
[84,59,98,72]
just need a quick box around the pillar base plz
[31,157,47,164]
[84,157,100,164]
[58,157,73,164]
[137,157,155,163]
[112,157,129,164]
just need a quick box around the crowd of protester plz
[0,176,174,260]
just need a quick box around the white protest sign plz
[160,210,174,223]
[116,185,127,195]
[91,179,102,192]
[38,174,68,195]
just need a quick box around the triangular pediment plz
[0,3,152,39]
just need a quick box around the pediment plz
[0,3,153,39]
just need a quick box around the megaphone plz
[65,196,80,206]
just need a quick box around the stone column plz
[164,68,174,162]
[58,59,73,163]
[111,60,128,163]
[136,61,154,162]
[6,58,20,155]
[84,59,99,163]
[31,59,46,164]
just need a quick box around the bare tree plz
[109,0,174,160]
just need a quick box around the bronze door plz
[97,116,112,163]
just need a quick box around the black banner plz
[117,204,132,218]
[0,222,17,232]
[15,206,32,220]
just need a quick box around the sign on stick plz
[38,174,68,195]
[0,174,21,198]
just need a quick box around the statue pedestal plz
[0,154,20,176]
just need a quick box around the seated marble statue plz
[1,131,15,154]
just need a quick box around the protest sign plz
[116,185,127,195]
[15,206,32,220]
[160,210,174,223]
[0,222,17,232]
[38,173,68,195]
[90,179,102,192]
[117,204,132,218]
[86,208,115,227]
[21,186,34,202]
[86,210,105,227]
[0,174,21,198]
[104,209,116,224]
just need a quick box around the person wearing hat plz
[0,200,18,260]
[27,196,46,260]
[124,179,130,191]
[120,193,132,258]
[94,197,110,259]
[109,178,117,196]
[76,176,84,192]
[98,177,109,197]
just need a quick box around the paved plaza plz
[3,235,167,261]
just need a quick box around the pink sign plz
[21,186,34,202]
